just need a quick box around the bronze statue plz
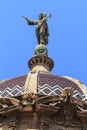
[22,13,51,45]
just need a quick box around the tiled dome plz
[0,72,86,101]
[0,75,27,97]
[37,72,85,100]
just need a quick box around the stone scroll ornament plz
[22,13,51,45]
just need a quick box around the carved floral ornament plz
[0,88,86,129]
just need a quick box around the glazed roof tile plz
[0,73,86,100]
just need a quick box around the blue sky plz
[0,0,87,86]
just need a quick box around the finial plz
[22,13,51,45]
[35,44,48,56]
[23,13,54,71]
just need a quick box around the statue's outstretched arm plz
[22,16,37,25]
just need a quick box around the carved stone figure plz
[23,13,51,45]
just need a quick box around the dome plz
[0,72,87,101]
[37,72,86,99]
[0,75,27,97]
